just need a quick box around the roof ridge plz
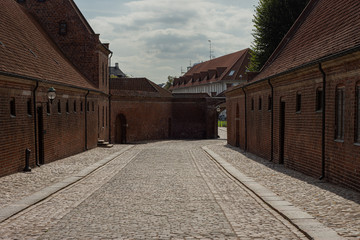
[259,0,319,72]
[220,48,249,80]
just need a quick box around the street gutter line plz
[0,145,134,223]
[202,146,345,240]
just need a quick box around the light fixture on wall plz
[47,87,56,103]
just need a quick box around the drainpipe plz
[319,63,326,180]
[108,93,112,144]
[85,90,89,150]
[33,81,40,166]
[242,87,248,152]
[268,79,274,162]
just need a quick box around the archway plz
[115,114,127,144]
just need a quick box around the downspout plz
[85,90,90,150]
[268,79,274,162]
[108,93,112,143]
[241,87,248,152]
[319,63,326,180]
[108,52,113,144]
[33,81,40,166]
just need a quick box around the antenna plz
[208,40,213,60]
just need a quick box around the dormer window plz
[59,22,67,35]
[17,0,26,3]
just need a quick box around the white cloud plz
[87,0,257,83]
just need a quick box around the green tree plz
[164,76,175,90]
[249,0,309,71]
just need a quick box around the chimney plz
[115,63,119,69]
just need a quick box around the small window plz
[59,22,67,35]
[228,70,235,76]
[46,102,51,114]
[27,99,32,116]
[335,86,345,140]
[66,100,69,113]
[73,100,77,113]
[87,101,90,112]
[10,98,16,117]
[17,0,26,3]
[37,0,45,2]
[316,88,323,112]
[106,107,108,127]
[57,100,61,113]
[259,97,262,110]
[296,92,301,112]
[80,101,83,112]
[268,95,272,111]
[251,98,254,111]
[92,101,95,111]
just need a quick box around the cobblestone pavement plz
[0,145,130,208]
[0,139,307,239]
[212,128,360,239]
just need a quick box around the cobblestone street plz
[0,129,358,239]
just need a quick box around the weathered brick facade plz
[110,78,219,143]
[226,0,360,191]
[0,0,110,177]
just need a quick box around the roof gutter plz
[0,70,106,96]
[246,45,360,89]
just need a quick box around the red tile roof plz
[110,78,173,98]
[253,0,360,82]
[171,49,250,89]
[0,0,97,91]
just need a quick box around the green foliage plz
[249,0,309,71]
[164,75,175,90]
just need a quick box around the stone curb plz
[202,146,345,240]
[0,145,134,223]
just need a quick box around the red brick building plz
[110,78,219,143]
[0,0,220,177]
[0,0,110,176]
[226,0,360,191]
[170,49,251,96]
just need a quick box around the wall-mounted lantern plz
[47,87,56,103]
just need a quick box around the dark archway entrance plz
[115,114,127,144]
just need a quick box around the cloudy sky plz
[73,0,259,84]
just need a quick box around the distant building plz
[110,63,127,78]
[170,49,251,96]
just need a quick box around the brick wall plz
[0,77,100,177]
[226,52,360,191]
[19,0,110,90]
[0,80,36,176]
[323,55,360,191]
[110,95,218,143]
[110,97,172,143]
